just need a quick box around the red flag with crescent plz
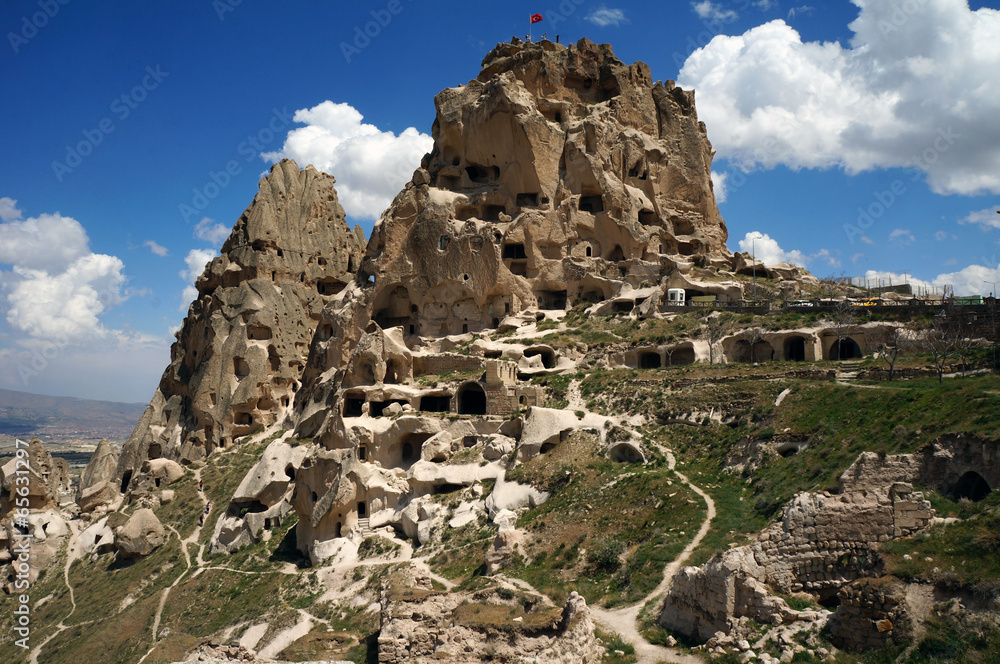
[530,13,543,23]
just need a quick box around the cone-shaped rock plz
[118,160,366,486]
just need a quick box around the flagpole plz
[528,14,532,42]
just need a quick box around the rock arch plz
[457,382,487,415]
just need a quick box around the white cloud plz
[262,101,433,220]
[739,231,807,266]
[865,263,1000,297]
[889,228,915,245]
[179,248,216,311]
[194,217,231,245]
[0,212,90,274]
[678,0,1000,197]
[6,254,126,340]
[711,171,728,203]
[144,240,169,257]
[586,6,628,27]
[754,0,779,11]
[0,203,133,343]
[851,252,864,263]
[692,1,738,22]
[787,5,816,19]
[0,197,21,222]
[934,230,949,241]
[959,206,1000,231]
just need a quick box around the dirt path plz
[30,523,88,664]
[136,467,209,664]
[588,447,714,664]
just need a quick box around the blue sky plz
[2,0,999,402]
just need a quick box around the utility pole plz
[985,279,999,298]
[752,234,757,306]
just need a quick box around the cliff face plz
[294,37,729,440]
[118,160,366,488]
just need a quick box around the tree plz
[918,316,960,383]
[742,327,770,363]
[704,314,732,365]
[870,324,913,381]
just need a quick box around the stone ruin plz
[658,433,1000,650]
[377,568,603,664]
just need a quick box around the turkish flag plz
[530,13,543,23]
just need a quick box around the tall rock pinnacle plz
[118,160,366,488]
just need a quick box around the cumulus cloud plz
[179,248,216,311]
[959,206,1000,231]
[865,263,1000,297]
[586,6,628,27]
[711,171,729,203]
[754,0,779,10]
[889,228,915,245]
[194,217,231,245]
[0,197,20,222]
[144,240,169,257]
[692,1,738,22]
[738,232,807,266]
[0,211,90,274]
[262,101,433,220]
[0,202,132,343]
[678,0,1000,197]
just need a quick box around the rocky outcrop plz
[660,486,933,642]
[0,438,69,516]
[828,578,912,651]
[210,439,309,553]
[76,439,120,512]
[115,508,165,558]
[377,569,602,663]
[118,159,366,485]
[294,37,731,445]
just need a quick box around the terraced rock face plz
[118,159,366,487]
[295,37,731,441]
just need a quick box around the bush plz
[587,536,625,573]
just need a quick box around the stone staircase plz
[836,360,864,382]
[358,517,371,535]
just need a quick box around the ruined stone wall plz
[828,578,910,651]
[660,487,932,642]
[412,354,483,377]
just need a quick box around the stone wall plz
[660,486,932,642]
[412,354,483,377]
[828,578,910,651]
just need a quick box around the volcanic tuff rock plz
[295,37,731,441]
[76,438,120,512]
[118,159,366,486]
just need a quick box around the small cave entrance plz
[831,337,863,360]
[400,433,433,465]
[420,394,452,412]
[610,443,644,464]
[784,337,807,362]
[537,290,567,310]
[465,164,499,184]
[639,352,662,369]
[579,195,605,214]
[120,471,132,494]
[434,483,464,495]
[317,278,346,296]
[357,502,367,518]
[335,521,342,538]
[612,301,634,314]
[247,324,272,341]
[817,593,841,609]
[148,443,162,460]
[457,383,487,415]
[667,347,696,366]
[343,392,365,418]
[607,245,626,262]
[952,471,991,502]
[524,347,555,369]
[284,465,295,481]
[516,192,540,208]
[638,210,657,225]
[503,243,527,259]
[369,399,408,417]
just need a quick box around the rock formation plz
[118,159,366,488]
[0,438,69,515]
[377,568,603,663]
[114,508,165,558]
[76,439,120,513]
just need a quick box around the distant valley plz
[0,387,146,445]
